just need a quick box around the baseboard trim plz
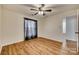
[1,37,62,50]
[38,37,62,44]
[0,46,2,54]
[2,40,24,47]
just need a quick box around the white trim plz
[76,10,79,53]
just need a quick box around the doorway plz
[24,18,37,40]
[62,15,78,53]
[66,15,77,52]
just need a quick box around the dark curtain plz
[24,18,37,40]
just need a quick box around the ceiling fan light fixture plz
[30,4,52,16]
[38,11,43,15]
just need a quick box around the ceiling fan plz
[30,4,52,16]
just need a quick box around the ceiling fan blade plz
[30,9,38,11]
[33,12,38,15]
[44,9,52,12]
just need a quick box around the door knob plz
[75,32,79,34]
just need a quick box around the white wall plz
[1,5,38,46]
[38,10,77,43]
[2,10,24,46]
[0,5,2,53]
[0,5,1,41]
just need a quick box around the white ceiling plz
[3,4,79,19]
[23,4,63,8]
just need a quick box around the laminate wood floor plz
[1,37,78,55]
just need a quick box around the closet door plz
[24,18,37,40]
